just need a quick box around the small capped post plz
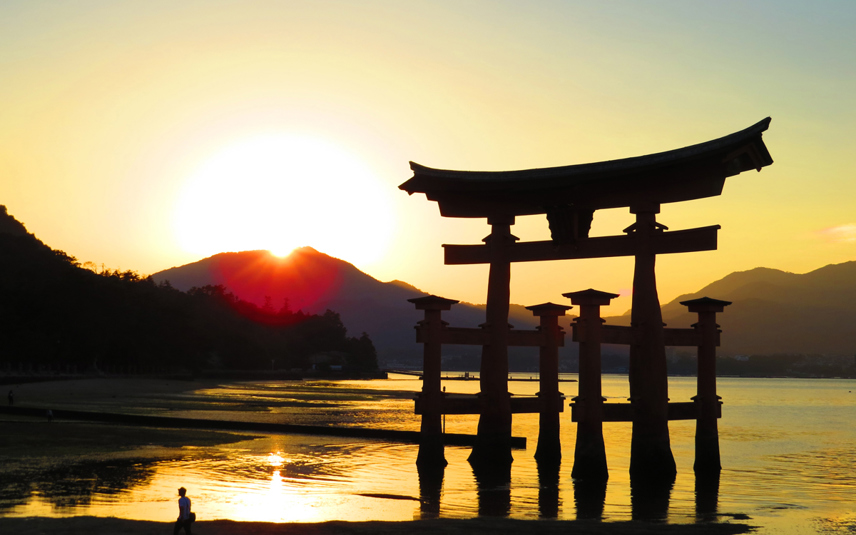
[409,295,458,468]
[680,297,731,475]
[526,302,572,465]
[564,288,619,481]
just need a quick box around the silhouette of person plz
[46,409,53,422]
[173,487,193,535]
[7,390,12,406]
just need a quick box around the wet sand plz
[4,376,219,409]
[0,516,752,534]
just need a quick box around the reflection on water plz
[471,459,511,517]
[695,472,720,521]
[4,375,856,534]
[572,477,606,520]
[536,461,560,519]
[630,476,674,521]
[417,463,444,519]
[0,457,157,513]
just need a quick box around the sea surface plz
[5,373,856,534]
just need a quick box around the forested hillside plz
[0,206,377,374]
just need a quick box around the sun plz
[173,134,394,265]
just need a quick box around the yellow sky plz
[2,1,855,315]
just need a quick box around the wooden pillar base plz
[629,420,677,481]
[572,421,608,481]
[534,431,561,465]
[534,391,562,465]
[693,396,721,474]
[417,434,448,468]
[468,432,513,468]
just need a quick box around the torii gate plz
[400,118,773,478]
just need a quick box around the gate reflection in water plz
[4,374,856,534]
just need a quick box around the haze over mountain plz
[155,248,856,362]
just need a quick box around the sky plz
[2,0,855,315]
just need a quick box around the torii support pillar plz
[526,302,572,465]
[628,203,676,481]
[681,297,731,475]
[470,216,516,468]
[409,295,459,468]
[564,289,618,481]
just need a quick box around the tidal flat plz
[4,375,856,534]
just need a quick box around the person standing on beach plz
[173,487,192,535]
[7,390,12,406]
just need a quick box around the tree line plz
[0,209,378,374]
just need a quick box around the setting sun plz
[173,134,394,265]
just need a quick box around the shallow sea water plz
[5,374,856,534]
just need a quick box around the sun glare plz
[173,134,394,265]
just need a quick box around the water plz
[4,374,856,533]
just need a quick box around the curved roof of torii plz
[400,117,773,218]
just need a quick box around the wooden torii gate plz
[400,118,773,478]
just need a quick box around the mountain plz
[0,206,376,373]
[0,206,28,236]
[154,247,856,361]
[606,262,856,356]
[152,248,540,364]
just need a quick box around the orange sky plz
[2,1,855,315]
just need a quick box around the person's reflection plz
[695,472,720,521]
[572,477,607,520]
[471,461,512,517]
[417,463,444,519]
[630,475,674,521]
[537,461,561,518]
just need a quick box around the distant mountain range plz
[606,262,856,357]
[154,248,856,362]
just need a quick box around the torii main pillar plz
[469,215,516,467]
[628,203,676,480]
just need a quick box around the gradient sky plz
[2,0,854,315]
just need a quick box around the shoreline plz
[0,517,754,534]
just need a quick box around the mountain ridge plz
[155,246,856,361]
[152,247,540,363]
[606,262,856,356]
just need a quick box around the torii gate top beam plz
[399,118,772,219]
